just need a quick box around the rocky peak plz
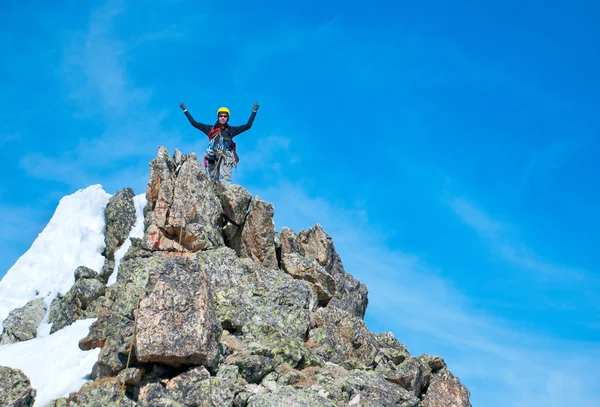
[1,146,471,407]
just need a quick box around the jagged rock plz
[308,306,378,367]
[218,184,252,225]
[144,147,224,253]
[281,253,336,302]
[375,356,426,396]
[280,227,300,256]
[309,366,419,407]
[49,275,106,333]
[104,187,136,260]
[198,247,316,341]
[146,146,176,225]
[226,353,276,384]
[217,364,241,382]
[79,254,153,377]
[135,258,221,368]
[140,367,234,407]
[65,378,137,406]
[247,386,337,407]
[240,197,278,269]
[0,298,46,345]
[374,332,411,366]
[69,146,471,407]
[0,365,36,407]
[419,354,447,372]
[421,368,472,407]
[75,265,99,280]
[297,225,369,319]
[417,353,447,390]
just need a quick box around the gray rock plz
[0,365,36,407]
[47,398,69,407]
[247,386,337,407]
[218,184,252,225]
[164,368,234,406]
[375,357,426,396]
[280,227,300,257]
[421,368,472,407]
[49,276,106,333]
[99,259,115,283]
[144,147,224,253]
[240,197,278,270]
[217,364,241,382]
[312,367,419,407]
[374,332,411,366]
[64,379,137,406]
[298,225,369,319]
[198,247,315,341]
[79,254,153,377]
[309,307,378,367]
[0,299,46,345]
[135,258,221,368]
[75,265,99,280]
[104,187,136,260]
[117,367,145,386]
[67,147,471,406]
[281,253,336,303]
[232,354,277,384]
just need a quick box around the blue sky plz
[1,0,599,405]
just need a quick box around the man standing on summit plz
[179,102,259,186]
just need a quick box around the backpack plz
[204,126,239,167]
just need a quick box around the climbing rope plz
[122,297,142,391]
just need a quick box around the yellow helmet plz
[217,107,230,116]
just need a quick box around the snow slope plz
[0,185,110,326]
[0,185,147,406]
[0,319,101,407]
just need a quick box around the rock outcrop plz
[103,187,137,261]
[2,146,471,407]
[49,266,106,333]
[0,298,46,345]
[0,365,36,407]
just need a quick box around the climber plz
[179,102,259,186]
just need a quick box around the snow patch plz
[0,318,101,407]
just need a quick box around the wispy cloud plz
[521,139,584,190]
[20,0,180,192]
[450,197,587,280]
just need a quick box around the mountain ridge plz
[0,146,472,407]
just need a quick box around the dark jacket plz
[184,111,257,144]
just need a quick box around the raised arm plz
[180,102,212,135]
[231,102,260,137]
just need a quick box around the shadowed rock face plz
[104,187,137,261]
[0,366,36,407]
[37,146,471,407]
